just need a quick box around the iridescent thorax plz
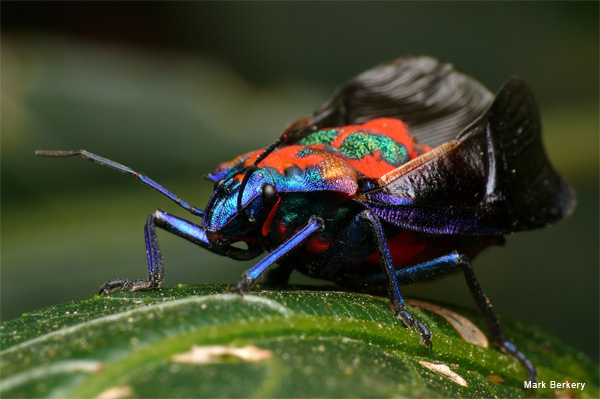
[203,118,430,239]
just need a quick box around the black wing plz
[285,55,493,148]
[361,77,575,236]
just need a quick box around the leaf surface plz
[1,285,597,398]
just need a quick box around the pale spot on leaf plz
[96,385,133,399]
[172,344,273,364]
[418,361,468,387]
[407,299,488,347]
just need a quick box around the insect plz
[38,56,574,383]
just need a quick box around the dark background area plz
[2,2,598,360]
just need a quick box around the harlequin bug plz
[37,56,575,383]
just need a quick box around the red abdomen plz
[362,230,502,270]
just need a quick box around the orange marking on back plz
[378,142,454,186]
[262,196,281,237]
[325,118,433,179]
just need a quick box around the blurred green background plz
[2,3,598,360]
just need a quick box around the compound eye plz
[261,183,277,205]
[214,179,226,190]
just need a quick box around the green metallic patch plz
[298,129,340,146]
[339,131,409,166]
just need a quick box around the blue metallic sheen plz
[245,217,324,280]
[203,169,276,233]
[161,212,208,244]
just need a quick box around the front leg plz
[99,210,167,294]
[229,216,325,295]
[100,209,263,294]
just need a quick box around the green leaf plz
[1,285,598,398]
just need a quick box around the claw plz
[396,308,432,348]
[228,276,254,295]
[228,285,244,296]
[99,279,158,295]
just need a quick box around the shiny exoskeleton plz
[37,56,575,383]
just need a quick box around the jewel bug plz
[37,56,574,383]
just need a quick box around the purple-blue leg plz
[35,150,204,217]
[341,252,537,383]
[358,211,433,347]
[99,209,264,294]
[303,210,432,346]
[229,216,325,294]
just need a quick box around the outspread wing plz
[285,55,494,148]
[361,77,575,236]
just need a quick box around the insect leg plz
[36,150,203,217]
[455,255,537,383]
[265,209,373,284]
[357,210,432,347]
[99,211,166,294]
[99,209,264,294]
[229,216,325,295]
[341,252,537,382]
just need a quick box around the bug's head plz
[203,166,278,245]
[204,146,359,245]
